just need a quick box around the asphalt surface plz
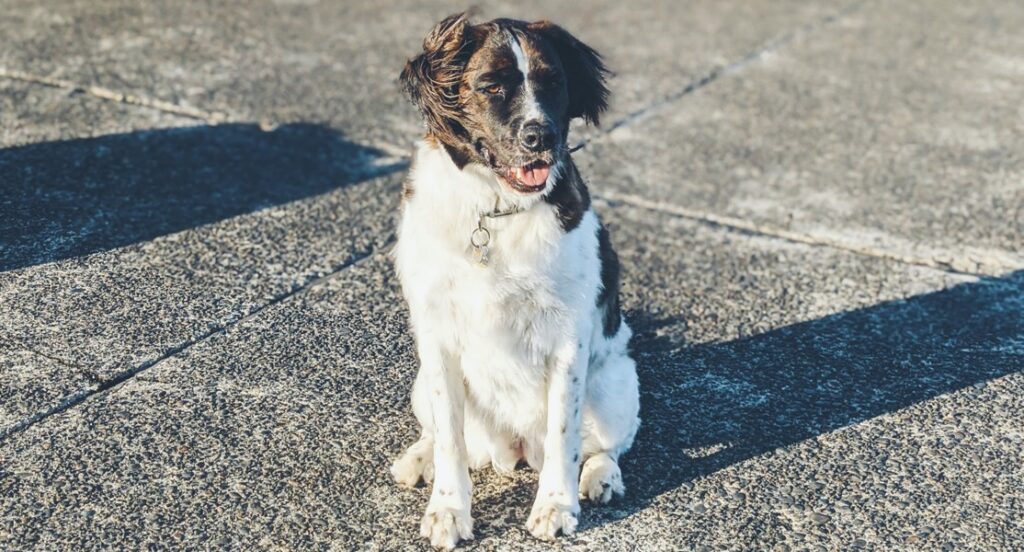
[1,1,1022,550]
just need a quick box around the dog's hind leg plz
[390,369,437,487]
[391,432,435,487]
[464,402,521,476]
[579,451,624,504]
[579,323,640,503]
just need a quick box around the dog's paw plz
[420,505,473,550]
[490,444,521,477]
[579,454,624,504]
[526,496,579,541]
[390,440,434,488]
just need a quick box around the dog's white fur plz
[391,142,640,548]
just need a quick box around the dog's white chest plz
[400,212,574,426]
[454,262,569,428]
[393,143,604,434]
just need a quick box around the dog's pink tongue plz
[515,164,550,187]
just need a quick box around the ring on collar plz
[470,197,524,267]
[470,225,491,248]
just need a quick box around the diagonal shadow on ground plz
[0,123,404,272]
[578,269,1023,528]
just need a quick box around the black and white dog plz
[390,13,640,549]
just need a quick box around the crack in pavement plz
[0,244,388,444]
[0,335,92,377]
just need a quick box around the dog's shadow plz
[463,270,1023,540]
[0,123,405,272]
[596,270,1022,528]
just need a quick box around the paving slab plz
[580,0,1024,275]
[0,0,849,149]
[0,133,402,377]
[1,89,195,429]
[0,90,405,432]
[4,203,1019,550]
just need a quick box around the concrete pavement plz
[1,1,1022,550]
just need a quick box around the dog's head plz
[401,13,609,194]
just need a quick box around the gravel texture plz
[579,0,1024,274]
[1,0,1022,550]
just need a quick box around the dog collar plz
[470,198,524,267]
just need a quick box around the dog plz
[390,13,640,549]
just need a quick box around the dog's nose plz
[520,121,554,152]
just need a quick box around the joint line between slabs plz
[0,245,388,444]
[585,0,866,145]
[0,67,229,123]
[594,191,989,278]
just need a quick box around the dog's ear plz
[400,12,474,144]
[530,21,610,126]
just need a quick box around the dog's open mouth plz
[503,160,550,193]
[475,142,554,194]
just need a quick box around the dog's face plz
[401,14,609,194]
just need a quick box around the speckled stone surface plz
[2,0,1023,549]
[0,0,848,149]
[3,205,1020,550]
[0,339,96,435]
[1,104,405,418]
[579,0,1024,275]
[0,80,195,148]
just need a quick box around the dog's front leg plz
[527,339,587,540]
[417,337,473,549]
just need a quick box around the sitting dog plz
[390,12,640,549]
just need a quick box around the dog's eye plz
[482,84,503,96]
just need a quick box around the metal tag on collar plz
[471,197,523,267]
[471,215,491,267]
